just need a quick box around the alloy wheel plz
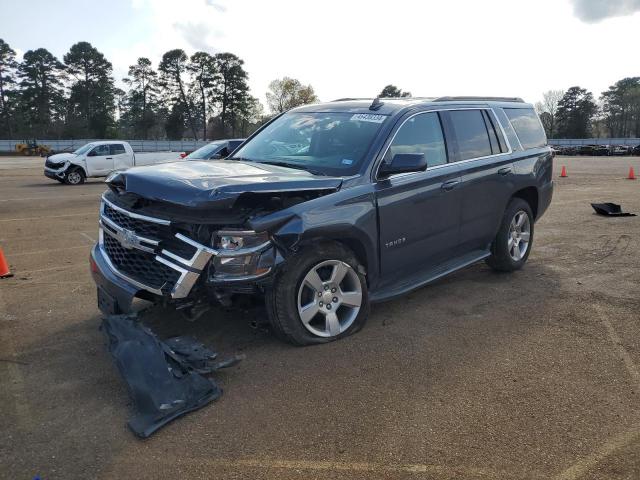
[297,259,363,338]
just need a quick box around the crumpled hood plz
[47,152,77,163]
[106,160,343,209]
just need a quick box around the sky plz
[1,0,640,109]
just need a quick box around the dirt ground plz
[1,155,639,480]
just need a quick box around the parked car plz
[185,139,245,161]
[44,141,185,185]
[611,145,633,156]
[593,145,611,156]
[90,97,553,345]
[633,145,640,156]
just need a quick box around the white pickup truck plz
[44,141,186,185]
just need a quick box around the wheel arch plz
[512,186,539,219]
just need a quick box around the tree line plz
[536,78,640,139]
[2,35,638,142]
[0,38,321,141]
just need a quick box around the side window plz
[504,108,547,149]
[448,110,492,161]
[384,112,447,168]
[91,144,110,156]
[110,144,126,155]
[216,147,229,158]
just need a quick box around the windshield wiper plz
[258,161,326,176]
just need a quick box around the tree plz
[0,39,18,137]
[534,89,564,138]
[213,53,250,136]
[187,52,217,140]
[265,77,318,113]
[17,48,66,138]
[122,57,159,138]
[158,49,198,139]
[601,77,640,138]
[64,42,116,137]
[556,87,598,138]
[378,84,411,98]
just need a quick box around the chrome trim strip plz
[99,218,157,254]
[154,255,200,299]
[102,195,171,225]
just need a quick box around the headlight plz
[213,230,269,252]
[210,230,272,280]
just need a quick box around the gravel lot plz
[1,155,639,480]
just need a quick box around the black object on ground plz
[590,202,637,217]
[101,313,243,438]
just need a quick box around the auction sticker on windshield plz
[350,113,386,123]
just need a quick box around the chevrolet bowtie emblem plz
[120,229,139,250]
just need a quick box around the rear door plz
[85,144,113,176]
[110,143,130,171]
[442,108,514,253]
[375,111,463,283]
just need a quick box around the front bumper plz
[91,244,139,314]
[44,164,67,180]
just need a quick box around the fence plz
[0,139,210,153]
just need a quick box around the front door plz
[86,144,113,176]
[375,111,463,284]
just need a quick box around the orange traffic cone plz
[560,166,568,178]
[0,247,12,278]
[627,166,636,180]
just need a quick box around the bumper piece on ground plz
[101,313,243,438]
[591,202,636,217]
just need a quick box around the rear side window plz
[110,144,126,155]
[384,112,447,168]
[448,110,492,161]
[504,108,547,149]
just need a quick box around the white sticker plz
[341,159,354,165]
[350,113,386,123]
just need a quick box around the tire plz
[485,197,534,272]
[64,168,85,185]
[266,242,369,346]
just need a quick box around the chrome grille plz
[98,196,216,298]
[103,232,180,291]
[103,203,162,238]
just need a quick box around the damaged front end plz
[91,161,341,316]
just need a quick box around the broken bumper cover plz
[101,313,242,438]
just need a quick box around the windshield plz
[186,142,225,160]
[231,112,387,176]
[73,143,94,155]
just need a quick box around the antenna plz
[369,97,384,111]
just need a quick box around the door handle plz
[441,180,460,191]
[498,167,512,176]
[106,157,113,159]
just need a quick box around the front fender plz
[255,185,380,287]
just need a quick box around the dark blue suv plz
[91,97,553,345]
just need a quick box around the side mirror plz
[378,153,427,178]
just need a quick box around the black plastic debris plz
[101,314,243,438]
[591,202,637,217]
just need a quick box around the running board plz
[369,250,490,303]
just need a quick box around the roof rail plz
[433,96,525,103]
[331,97,373,102]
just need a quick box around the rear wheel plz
[266,242,369,346]
[64,168,85,185]
[486,198,534,272]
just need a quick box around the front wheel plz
[266,242,369,346]
[485,198,534,272]
[64,168,85,185]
